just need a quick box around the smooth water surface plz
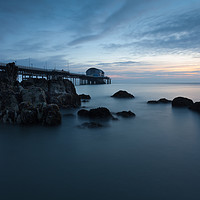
[1,83,200,200]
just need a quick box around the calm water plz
[1,83,200,200]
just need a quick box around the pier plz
[0,63,111,85]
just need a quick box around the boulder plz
[78,107,113,119]
[77,109,90,117]
[111,90,134,98]
[79,94,91,100]
[189,102,200,113]
[172,97,193,107]
[116,111,136,118]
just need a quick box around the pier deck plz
[0,63,111,85]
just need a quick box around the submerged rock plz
[172,97,193,107]
[147,100,158,104]
[111,90,134,98]
[116,111,136,118]
[147,98,171,104]
[78,122,103,129]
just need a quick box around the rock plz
[78,122,103,129]
[78,107,113,119]
[21,87,47,107]
[172,97,194,107]
[89,107,113,119]
[0,89,19,112]
[56,93,81,108]
[111,90,134,98]
[42,104,62,126]
[77,109,90,117]
[147,100,158,104]
[116,111,136,118]
[21,78,48,92]
[19,102,38,125]
[3,63,18,86]
[82,100,89,103]
[189,102,200,113]
[147,98,171,104]
[2,110,17,124]
[0,63,80,126]
[158,98,172,103]
[21,77,81,108]
[79,94,91,100]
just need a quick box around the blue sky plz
[0,0,200,83]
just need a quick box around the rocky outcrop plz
[111,90,134,98]
[147,98,171,104]
[172,97,193,107]
[22,78,81,108]
[116,111,136,118]
[21,87,47,106]
[78,107,113,119]
[0,63,80,126]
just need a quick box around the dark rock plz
[19,102,38,125]
[78,122,103,129]
[0,89,19,111]
[172,97,194,107]
[147,100,158,104]
[42,104,62,126]
[158,98,172,103]
[147,98,171,104]
[56,93,81,108]
[189,102,200,113]
[2,63,18,86]
[89,107,113,119]
[21,87,46,106]
[116,111,136,118]
[79,94,91,100]
[82,100,89,103]
[111,90,134,98]
[77,109,90,117]
[22,78,81,108]
[78,107,113,119]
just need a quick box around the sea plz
[1,83,200,200]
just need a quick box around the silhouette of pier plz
[0,63,111,85]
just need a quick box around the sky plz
[0,0,200,83]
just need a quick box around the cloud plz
[104,7,200,56]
